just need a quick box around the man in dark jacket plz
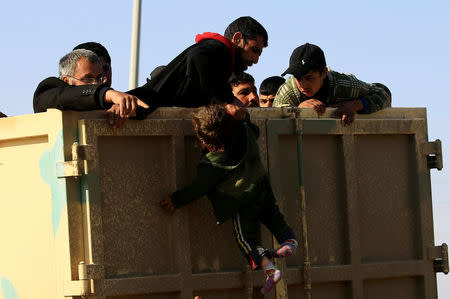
[129,16,268,118]
[33,49,148,127]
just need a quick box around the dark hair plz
[228,72,255,87]
[73,42,111,64]
[224,16,268,47]
[373,83,391,98]
[192,104,241,154]
[293,67,326,80]
[150,65,166,79]
[373,83,392,107]
[259,76,286,95]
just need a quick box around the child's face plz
[294,69,327,98]
[259,94,275,107]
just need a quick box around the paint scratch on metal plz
[1,277,19,299]
[39,130,67,236]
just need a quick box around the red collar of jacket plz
[195,32,235,71]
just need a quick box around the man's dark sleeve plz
[33,77,111,113]
[127,83,157,119]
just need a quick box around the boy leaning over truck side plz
[160,104,298,294]
[273,43,391,125]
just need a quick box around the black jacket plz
[33,77,109,113]
[129,34,237,111]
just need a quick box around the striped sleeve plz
[273,77,301,107]
[330,72,390,113]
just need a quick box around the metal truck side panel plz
[0,108,443,299]
[1,112,64,299]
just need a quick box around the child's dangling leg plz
[273,238,298,258]
[260,256,282,295]
[231,214,282,294]
[257,178,298,259]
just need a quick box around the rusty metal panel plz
[302,134,349,267]
[98,136,177,277]
[263,109,439,298]
[0,107,444,299]
[288,282,352,299]
[76,117,276,299]
[76,108,442,298]
[355,134,421,262]
[363,277,425,299]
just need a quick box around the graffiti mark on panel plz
[1,277,19,299]
[39,130,67,236]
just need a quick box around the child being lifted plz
[160,104,297,294]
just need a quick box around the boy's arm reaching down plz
[169,163,225,208]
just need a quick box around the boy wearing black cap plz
[273,43,390,125]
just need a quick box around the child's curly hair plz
[192,104,241,154]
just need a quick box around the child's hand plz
[330,100,363,126]
[225,104,247,120]
[160,197,175,214]
[298,99,326,116]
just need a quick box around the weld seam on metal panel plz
[360,260,427,279]
[342,134,363,299]
[103,274,183,296]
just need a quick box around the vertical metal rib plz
[294,112,312,299]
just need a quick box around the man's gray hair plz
[59,49,101,79]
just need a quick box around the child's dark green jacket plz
[171,117,267,224]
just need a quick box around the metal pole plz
[129,0,142,89]
[294,110,312,299]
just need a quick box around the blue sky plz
[1,0,448,296]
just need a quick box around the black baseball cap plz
[281,43,326,78]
